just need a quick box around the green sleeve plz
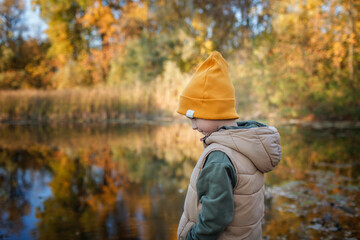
[186,151,237,240]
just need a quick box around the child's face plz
[190,118,220,136]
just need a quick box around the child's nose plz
[191,120,197,130]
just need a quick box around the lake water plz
[0,122,359,240]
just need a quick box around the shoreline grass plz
[0,86,172,124]
[1,86,359,126]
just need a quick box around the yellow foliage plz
[122,2,148,22]
[81,1,116,44]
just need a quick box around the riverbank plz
[1,116,360,130]
[1,88,359,127]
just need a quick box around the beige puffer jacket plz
[177,126,281,240]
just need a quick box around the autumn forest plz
[0,0,359,122]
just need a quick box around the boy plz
[176,51,282,240]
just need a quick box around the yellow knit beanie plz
[177,51,239,120]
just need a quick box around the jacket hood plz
[203,121,281,173]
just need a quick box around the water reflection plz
[0,123,359,239]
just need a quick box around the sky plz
[22,0,48,40]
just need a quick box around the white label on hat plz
[186,110,195,118]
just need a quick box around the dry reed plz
[0,84,181,123]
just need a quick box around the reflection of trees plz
[266,126,360,184]
[1,124,359,239]
[264,127,360,239]
[31,144,186,240]
[0,123,202,239]
[0,146,52,236]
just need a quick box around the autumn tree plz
[243,0,360,120]
[0,0,26,88]
[0,0,49,88]
[80,0,149,85]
